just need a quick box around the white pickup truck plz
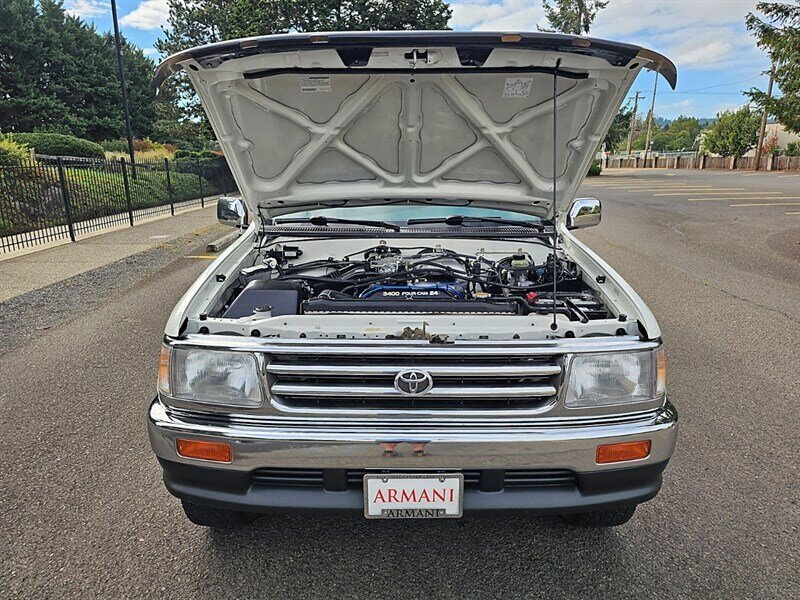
[148,31,678,528]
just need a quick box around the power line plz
[654,74,766,96]
[657,91,758,96]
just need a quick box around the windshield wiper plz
[274,215,401,231]
[406,215,546,231]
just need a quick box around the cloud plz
[592,2,765,73]
[143,48,160,57]
[450,2,510,29]
[666,31,738,69]
[714,101,747,114]
[659,99,695,111]
[591,0,755,38]
[450,1,546,31]
[449,1,766,72]
[64,0,108,18]
[119,0,169,30]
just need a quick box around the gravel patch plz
[0,225,224,356]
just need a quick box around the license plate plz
[363,473,464,519]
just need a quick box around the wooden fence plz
[605,154,800,172]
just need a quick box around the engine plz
[219,244,609,322]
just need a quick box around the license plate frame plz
[363,473,464,519]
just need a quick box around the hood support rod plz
[551,59,562,333]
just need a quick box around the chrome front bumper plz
[148,399,678,473]
[149,399,677,515]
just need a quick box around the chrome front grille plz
[265,345,563,413]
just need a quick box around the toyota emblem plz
[394,369,434,396]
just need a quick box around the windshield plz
[275,205,545,225]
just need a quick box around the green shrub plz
[133,138,160,152]
[784,141,800,157]
[0,151,59,236]
[587,159,602,176]
[173,153,231,188]
[11,132,105,159]
[100,139,128,153]
[104,138,168,153]
[174,149,220,160]
[0,137,31,165]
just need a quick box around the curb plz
[206,230,240,253]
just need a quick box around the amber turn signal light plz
[596,440,651,464]
[157,346,171,395]
[176,439,232,463]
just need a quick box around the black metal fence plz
[0,155,237,253]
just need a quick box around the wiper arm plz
[275,215,401,231]
[407,215,546,231]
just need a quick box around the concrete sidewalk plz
[0,205,223,303]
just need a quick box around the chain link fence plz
[0,155,237,253]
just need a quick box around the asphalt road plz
[1,169,798,598]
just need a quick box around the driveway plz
[1,169,797,598]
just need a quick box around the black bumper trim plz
[158,459,668,516]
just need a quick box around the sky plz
[65,0,772,120]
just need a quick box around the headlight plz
[158,347,263,408]
[564,348,666,409]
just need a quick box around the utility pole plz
[110,0,136,179]
[643,73,659,166]
[753,72,774,171]
[626,91,643,156]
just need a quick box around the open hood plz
[157,32,675,221]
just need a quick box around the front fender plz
[559,224,661,340]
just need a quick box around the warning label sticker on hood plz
[503,77,533,98]
[299,75,331,93]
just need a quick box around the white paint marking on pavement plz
[608,188,743,193]
[689,197,800,202]
[596,186,715,191]
[596,183,710,186]
[595,183,720,187]
[184,255,218,259]
[655,192,777,197]
[730,202,800,207]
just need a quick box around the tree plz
[0,0,157,141]
[603,105,632,152]
[762,129,780,155]
[746,1,800,133]
[660,116,703,151]
[540,0,609,35]
[114,38,159,141]
[629,116,704,153]
[701,107,761,158]
[156,0,453,128]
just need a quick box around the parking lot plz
[1,168,798,598]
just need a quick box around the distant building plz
[743,122,800,157]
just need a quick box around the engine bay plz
[214,242,611,322]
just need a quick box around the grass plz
[64,165,218,218]
[0,163,219,237]
[105,148,174,161]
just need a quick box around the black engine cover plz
[303,298,516,314]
